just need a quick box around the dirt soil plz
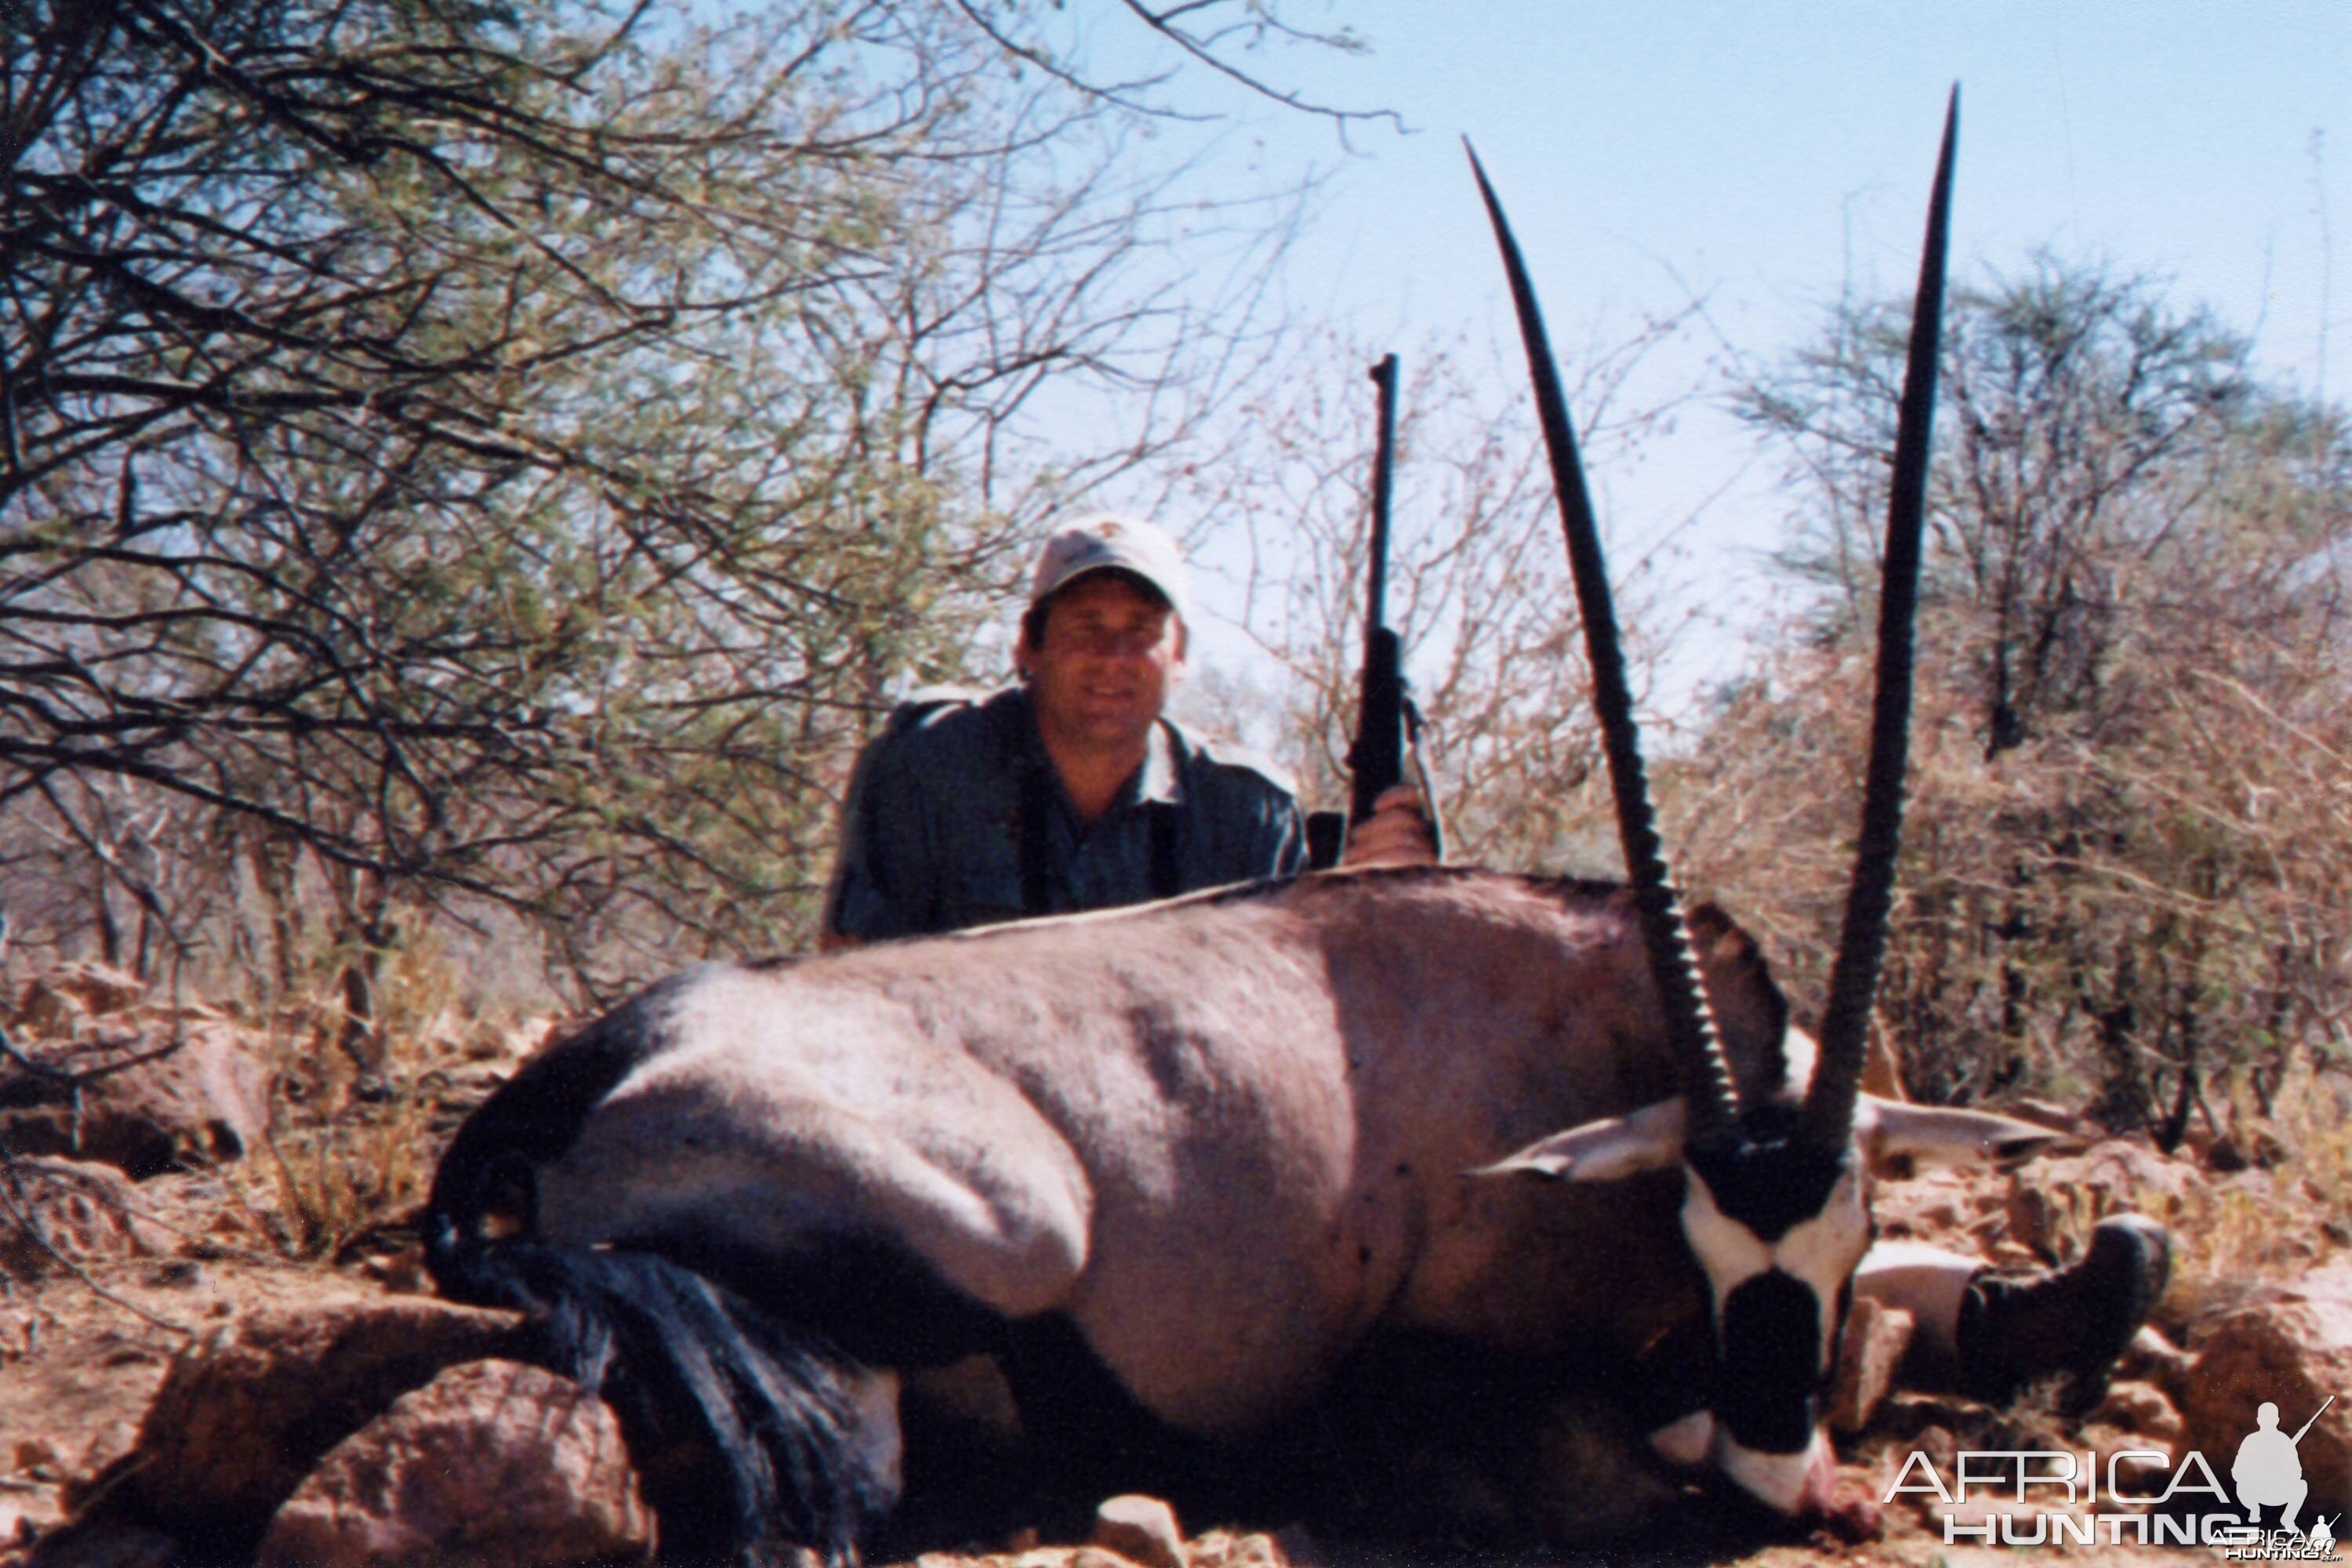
[0,1161,2218,1568]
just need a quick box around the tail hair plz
[427,1217,893,1567]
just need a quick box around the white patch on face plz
[1681,1157,1873,1373]
[1718,1427,1835,1515]
[1679,1168,1771,1302]
[1680,1160,1871,1512]
[1649,1409,1715,1468]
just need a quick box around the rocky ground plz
[3,961,2348,1568]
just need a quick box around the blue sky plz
[1260,3,2343,392]
[1119,3,2350,708]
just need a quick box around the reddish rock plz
[0,1019,270,1176]
[2005,1139,2198,1260]
[1093,1494,1186,1568]
[84,1293,524,1548]
[2093,1378,2185,1446]
[1191,1533,1291,1568]
[1811,1474,1884,1544]
[1869,1164,2008,1248]
[0,1159,177,1279]
[256,1359,653,1568]
[1829,1298,1915,1436]
[2177,1267,2352,1523]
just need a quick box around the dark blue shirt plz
[824,687,1307,942]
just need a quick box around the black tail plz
[426,1217,895,1567]
[423,984,894,1566]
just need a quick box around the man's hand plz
[1340,783,1440,869]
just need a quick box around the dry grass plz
[219,935,543,1262]
[2161,1058,2352,1322]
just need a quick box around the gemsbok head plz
[1467,91,2027,1514]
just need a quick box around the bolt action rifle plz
[1308,354,1442,869]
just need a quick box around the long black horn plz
[1805,89,1958,1145]
[1469,141,1740,1150]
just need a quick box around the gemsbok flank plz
[425,89,2113,1566]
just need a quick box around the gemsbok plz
[425,92,2161,1566]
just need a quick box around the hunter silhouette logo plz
[2234,1396,2336,1536]
[1886,1387,2346,1555]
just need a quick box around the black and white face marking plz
[1679,1130,1874,1513]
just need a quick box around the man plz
[823,514,1431,947]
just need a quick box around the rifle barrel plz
[1366,354,1399,644]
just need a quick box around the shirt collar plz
[1132,720,1181,807]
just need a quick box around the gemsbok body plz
[427,869,2055,1563]
[426,91,2109,1566]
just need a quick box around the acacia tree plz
[1,0,1331,1013]
[1701,258,2351,1134]
[1737,256,2258,756]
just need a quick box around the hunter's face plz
[1020,572,1185,754]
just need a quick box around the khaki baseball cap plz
[1026,515,1190,626]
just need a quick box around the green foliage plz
[2,0,1303,1000]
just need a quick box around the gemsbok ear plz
[1853,1095,2063,1169]
[1473,1097,1687,1183]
